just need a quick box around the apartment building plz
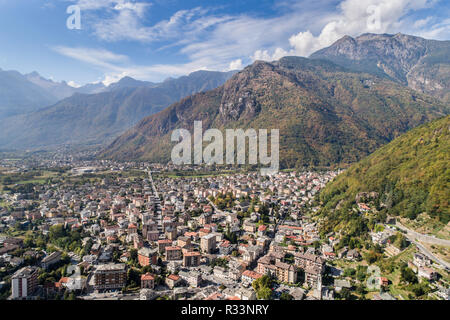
[165,246,183,261]
[182,251,201,267]
[11,266,38,299]
[200,234,216,254]
[138,247,158,266]
[93,263,127,290]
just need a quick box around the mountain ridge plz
[0,70,238,150]
[99,55,449,168]
[310,33,450,102]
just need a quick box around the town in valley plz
[0,151,448,301]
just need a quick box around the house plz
[178,270,202,287]
[241,270,262,287]
[257,225,267,236]
[41,251,62,269]
[413,253,431,268]
[346,249,361,261]
[141,273,155,289]
[418,266,438,281]
[379,277,389,288]
[234,287,256,300]
[166,274,182,289]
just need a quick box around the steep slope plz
[310,33,450,102]
[0,70,237,149]
[0,69,58,119]
[100,57,449,168]
[316,115,449,238]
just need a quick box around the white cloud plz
[251,0,445,60]
[228,59,243,71]
[53,46,128,70]
[58,0,448,83]
[53,46,213,85]
[67,80,81,88]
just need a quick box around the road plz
[147,169,159,198]
[147,169,162,231]
[394,222,450,270]
[395,222,450,247]
[409,239,450,270]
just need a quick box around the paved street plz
[395,222,450,247]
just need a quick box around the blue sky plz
[0,0,448,86]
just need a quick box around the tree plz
[400,267,417,284]
[129,249,138,264]
[257,287,272,300]
[280,292,293,300]
[339,287,352,300]
[343,268,356,277]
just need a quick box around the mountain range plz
[100,55,449,168]
[311,33,450,102]
[0,69,110,120]
[0,70,236,149]
[0,33,449,162]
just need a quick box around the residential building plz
[141,273,155,289]
[41,251,62,269]
[201,234,217,254]
[138,247,158,266]
[165,246,183,261]
[93,263,127,290]
[182,251,201,267]
[166,274,181,289]
[11,267,38,299]
[241,270,262,287]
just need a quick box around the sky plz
[0,0,448,86]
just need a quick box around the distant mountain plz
[0,70,237,149]
[25,71,78,101]
[310,33,450,102]
[105,76,155,92]
[99,56,449,167]
[26,71,108,99]
[74,82,106,95]
[316,115,449,238]
[0,69,58,119]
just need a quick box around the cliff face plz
[310,33,450,102]
[100,56,449,168]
